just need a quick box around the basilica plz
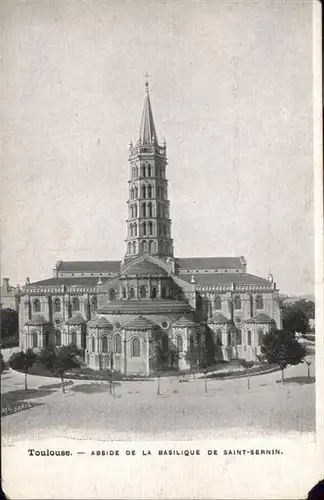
[19,83,281,374]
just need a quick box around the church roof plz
[56,261,120,273]
[26,314,49,325]
[123,261,168,276]
[246,313,275,324]
[139,86,158,144]
[28,277,100,287]
[179,273,271,286]
[98,299,192,315]
[208,313,232,324]
[87,316,113,328]
[172,316,197,328]
[124,315,154,330]
[176,257,245,271]
[66,313,87,325]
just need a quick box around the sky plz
[0,0,315,296]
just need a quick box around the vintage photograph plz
[1,0,321,498]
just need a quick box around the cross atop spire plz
[144,72,151,92]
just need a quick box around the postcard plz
[1,0,323,498]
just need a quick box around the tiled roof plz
[176,257,244,270]
[124,316,154,330]
[57,261,121,273]
[88,316,113,328]
[246,313,275,324]
[123,261,168,276]
[28,277,100,287]
[53,257,244,275]
[98,299,192,315]
[172,316,197,328]
[180,273,270,286]
[26,314,49,325]
[66,313,87,325]
[208,313,232,324]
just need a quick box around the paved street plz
[1,356,315,443]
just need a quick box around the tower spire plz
[139,73,157,145]
[125,81,173,261]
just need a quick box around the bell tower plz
[125,79,173,261]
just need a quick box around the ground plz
[1,352,315,443]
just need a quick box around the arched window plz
[135,166,138,178]
[256,295,264,309]
[143,222,147,236]
[32,331,38,348]
[109,289,116,301]
[55,330,61,346]
[134,223,137,236]
[151,287,157,299]
[132,338,141,357]
[189,335,194,351]
[129,288,135,299]
[91,336,95,352]
[139,286,146,299]
[215,296,222,310]
[142,203,146,217]
[148,221,153,235]
[33,299,41,313]
[148,240,154,254]
[141,240,147,253]
[216,329,222,346]
[176,335,183,352]
[135,186,138,198]
[148,202,152,217]
[234,296,242,310]
[132,167,136,179]
[134,204,138,218]
[91,296,97,312]
[258,329,264,345]
[247,330,252,346]
[122,287,127,299]
[71,331,77,346]
[147,165,152,177]
[141,185,146,199]
[132,241,136,254]
[128,242,131,254]
[53,298,61,313]
[131,187,134,200]
[102,336,108,353]
[227,332,231,346]
[114,334,122,353]
[161,286,166,298]
[147,185,152,198]
[141,166,145,178]
[236,329,242,345]
[72,297,80,312]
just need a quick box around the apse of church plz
[18,82,281,374]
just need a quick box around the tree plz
[184,349,200,378]
[304,358,312,379]
[39,345,81,393]
[9,349,37,391]
[260,329,306,384]
[240,359,255,390]
[281,301,313,336]
[1,308,19,348]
